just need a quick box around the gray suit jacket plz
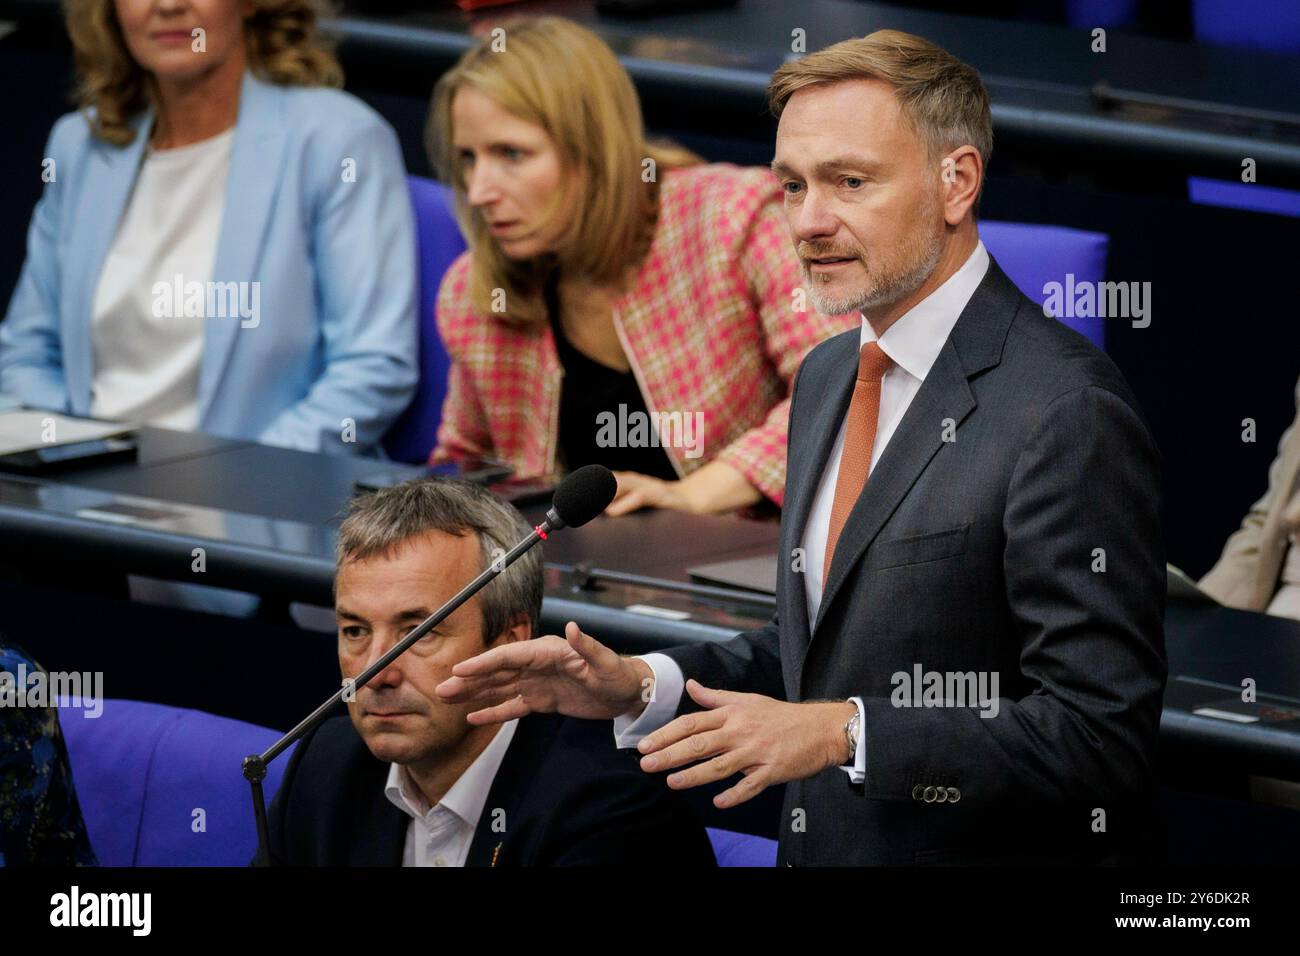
[663,257,1167,865]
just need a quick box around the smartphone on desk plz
[0,436,138,472]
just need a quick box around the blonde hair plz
[427,16,701,323]
[769,29,992,187]
[63,0,344,146]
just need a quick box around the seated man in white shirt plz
[261,477,715,867]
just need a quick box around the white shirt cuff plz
[839,696,867,784]
[612,653,684,748]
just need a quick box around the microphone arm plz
[243,503,570,865]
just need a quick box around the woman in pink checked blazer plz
[425,17,853,515]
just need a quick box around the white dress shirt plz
[90,127,234,430]
[383,718,518,867]
[615,242,990,786]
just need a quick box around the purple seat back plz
[1065,0,1137,29]
[1188,177,1300,219]
[382,176,467,464]
[61,699,295,866]
[981,220,1109,349]
[707,827,778,867]
[1194,0,1300,54]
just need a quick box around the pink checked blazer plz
[430,164,856,506]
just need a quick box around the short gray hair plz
[336,478,544,643]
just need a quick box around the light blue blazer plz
[0,72,417,454]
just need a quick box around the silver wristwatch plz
[844,709,861,761]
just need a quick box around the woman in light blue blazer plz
[0,0,417,455]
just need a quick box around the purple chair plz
[1065,0,1138,29]
[382,176,468,464]
[60,699,295,866]
[981,220,1109,350]
[707,827,778,867]
[1188,177,1300,219]
[1187,4,1300,219]
[1193,0,1300,54]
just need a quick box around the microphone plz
[545,464,618,530]
[243,464,616,864]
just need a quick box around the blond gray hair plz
[336,479,543,643]
[769,29,992,197]
[63,0,344,146]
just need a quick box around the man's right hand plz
[435,621,653,725]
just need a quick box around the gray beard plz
[806,229,944,318]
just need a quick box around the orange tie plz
[823,342,893,587]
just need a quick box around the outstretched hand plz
[435,621,652,725]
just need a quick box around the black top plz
[545,278,678,481]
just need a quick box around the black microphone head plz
[549,465,617,529]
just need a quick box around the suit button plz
[947,787,961,804]
[934,787,948,803]
[911,784,925,801]
[923,786,937,803]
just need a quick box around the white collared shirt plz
[615,242,991,786]
[800,241,990,623]
[383,718,518,867]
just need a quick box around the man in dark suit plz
[262,478,714,867]
[437,29,1165,866]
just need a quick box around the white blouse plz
[90,127,234,429]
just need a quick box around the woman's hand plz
[605,460,762,516]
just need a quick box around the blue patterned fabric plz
[0,645,97,866]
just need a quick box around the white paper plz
[0,410,135,455]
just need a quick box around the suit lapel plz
[352,786,409,866]
[812,342,976,635]
[464,715,558,867]
[327,747,409,866]
[64,114,151,413]
[810,258,1022,638]
[198,72,288,421]
[782,330,859,645]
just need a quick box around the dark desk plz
[0,427,779,644]
[1163,601,1300,779]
